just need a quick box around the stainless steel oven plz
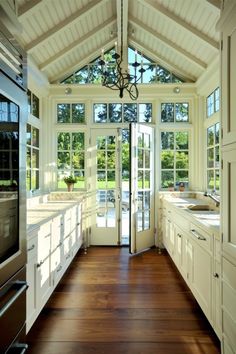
[0,19,28,353]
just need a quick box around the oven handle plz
[0,281,28,318]
[10,343,28,354]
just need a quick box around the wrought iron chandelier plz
[99,2,145,100]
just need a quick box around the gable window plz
[57,103,85,123]
[93,103,152,123]
[160,131,189,189]
[207,87,220,117]
[57,132,85,189]
[207,123,220,191]
[161,103,189,123]
[26,124,39,191]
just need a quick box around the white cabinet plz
[188,226,212,321]
[174,225,188,282]
[26,199,84,333]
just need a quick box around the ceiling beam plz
[130,16,207,70]
[50,38,116,83]
[130,38,196,82]
[26,0,108,53]
[206,0,221,9]
[116,0,128,48]
[139,0,219,50]
[39,16,116,71]
[18,0,43,18]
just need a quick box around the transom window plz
[161,103,189,123]
[94,103,152,123]
[160,131,189,189]
[27,90,39,118]
[207,123,220,191]
[57,132,85,189]
[26,124,39,191]
[57,103,85,123]
[207,87,220,117]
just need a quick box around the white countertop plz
[162,195,220,234]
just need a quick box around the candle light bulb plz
[101,48,104,60]
[115,41,118,53]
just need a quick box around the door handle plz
[0,281,28,317]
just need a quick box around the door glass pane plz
[144,210,150,230]
[137,212,143,232]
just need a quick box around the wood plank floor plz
[26,247,221,354]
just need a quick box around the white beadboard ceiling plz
[15,0,221,83]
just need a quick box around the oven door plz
[0,72,27,287]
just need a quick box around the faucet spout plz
[204,191,220,207]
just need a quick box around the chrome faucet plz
[204,190,220,207]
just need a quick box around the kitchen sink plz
[187,204,214,211]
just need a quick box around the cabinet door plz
[222,147,236,260]
[175,226,188,281]
[36,257,52,312]
[221,7,236,146]
[189,237,212,321]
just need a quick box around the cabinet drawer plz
[189,223,212,253]
[172,211,190,232]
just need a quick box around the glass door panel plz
[129,123,155,254]
[90,129,120,245]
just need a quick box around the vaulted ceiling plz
[15,0,221,84]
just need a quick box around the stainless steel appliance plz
[0,19,28,354]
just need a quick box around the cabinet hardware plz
[214,273,219,278]
[190,229,206,241]
[36,260,44,268]
[27,244,35,251]
[168,220,171,223]
[57,265,62,272]
[177,233,182,238]
[66,254,70,260]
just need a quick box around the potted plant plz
[168,182,174,191]
[63,175,77,191]
[179,182,185,192]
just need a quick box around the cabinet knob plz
[214,273,219,278]
[177,233,182,238]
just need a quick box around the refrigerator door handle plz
[0,281,28,317]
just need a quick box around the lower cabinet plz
[161,202,221,339]
[26,201,83,333]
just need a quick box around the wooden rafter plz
[116,0,128,49]
[139,0,219,50]
[39,16,116,71]
[25,0,108,53]
[130,16,207,70]
[206,0,221,9]
[18,0,43,18]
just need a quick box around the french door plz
[90,129,121,245]
[129,123,155,254]
[90,125,155,251]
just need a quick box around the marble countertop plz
[27,200,79,232]
[162,195,220,234]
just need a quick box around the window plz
[60,47,185,85]
[57,103,85,123]
[160,131,189,189]
[207,87,220,117]
[161,103,189,123]
[57,132,85,189]
[27,90,39,118]
[93,103,152,123]
[207,123,220,191]
[26,124,39,191]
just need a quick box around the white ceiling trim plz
[130,38,196,82]
[51,38,116,83]
[18,0,43,18]
[116,0,128,49]
[25,0,109,53]
[39,16,116,71]
[139,0,220,50]
[130,16,207,70]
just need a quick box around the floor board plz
[27,247,221,354]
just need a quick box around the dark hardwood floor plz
[26,247,221,354]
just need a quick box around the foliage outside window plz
[94,103,152,123]
[161,103,189,123]
[60,47,185,85]
[26,124,39,191]
[57,132,85,189]
[27,90,39,118]
[207,87,220,117]
[160,131,189,189]
[57,103,85,123]
[207,123,220,191]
